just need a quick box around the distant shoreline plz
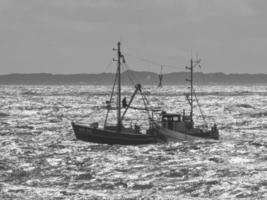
[0,71,266,85]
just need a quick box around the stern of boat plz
[210,124,219,140]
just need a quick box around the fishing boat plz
[156,58,219,141]
[72,42,164,145]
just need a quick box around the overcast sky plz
[0,0,267,74]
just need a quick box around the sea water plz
[0,85,266,199]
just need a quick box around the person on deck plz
[122,97,127,108]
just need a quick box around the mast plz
[117,42,121,127]
[158,65,163,88]
[113,41,124,128]
[186,59,193,121]
[186,57,200,121]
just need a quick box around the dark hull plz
[72,122,161,145]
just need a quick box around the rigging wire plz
[123,51,186,70]
[140,89,158,127]
[122,62,140,86]
[104,66,118,127]
[193,90,208,128]
[121,63,136,86]
[87,58,114,101]
[121,53,158,126]
[198,65,216,125]
[103,58,115,73]
[191,59,216,126]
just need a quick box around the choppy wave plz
[249,111,267,118]
[0,112,9,117]
[0,84,266,199]
[234,103,254,109]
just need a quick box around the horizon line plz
[1,70,267,76]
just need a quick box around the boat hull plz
[157,127,196,141]
[72,122,161,145]
[157,126,219,141]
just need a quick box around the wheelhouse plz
[161,112,192,131]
